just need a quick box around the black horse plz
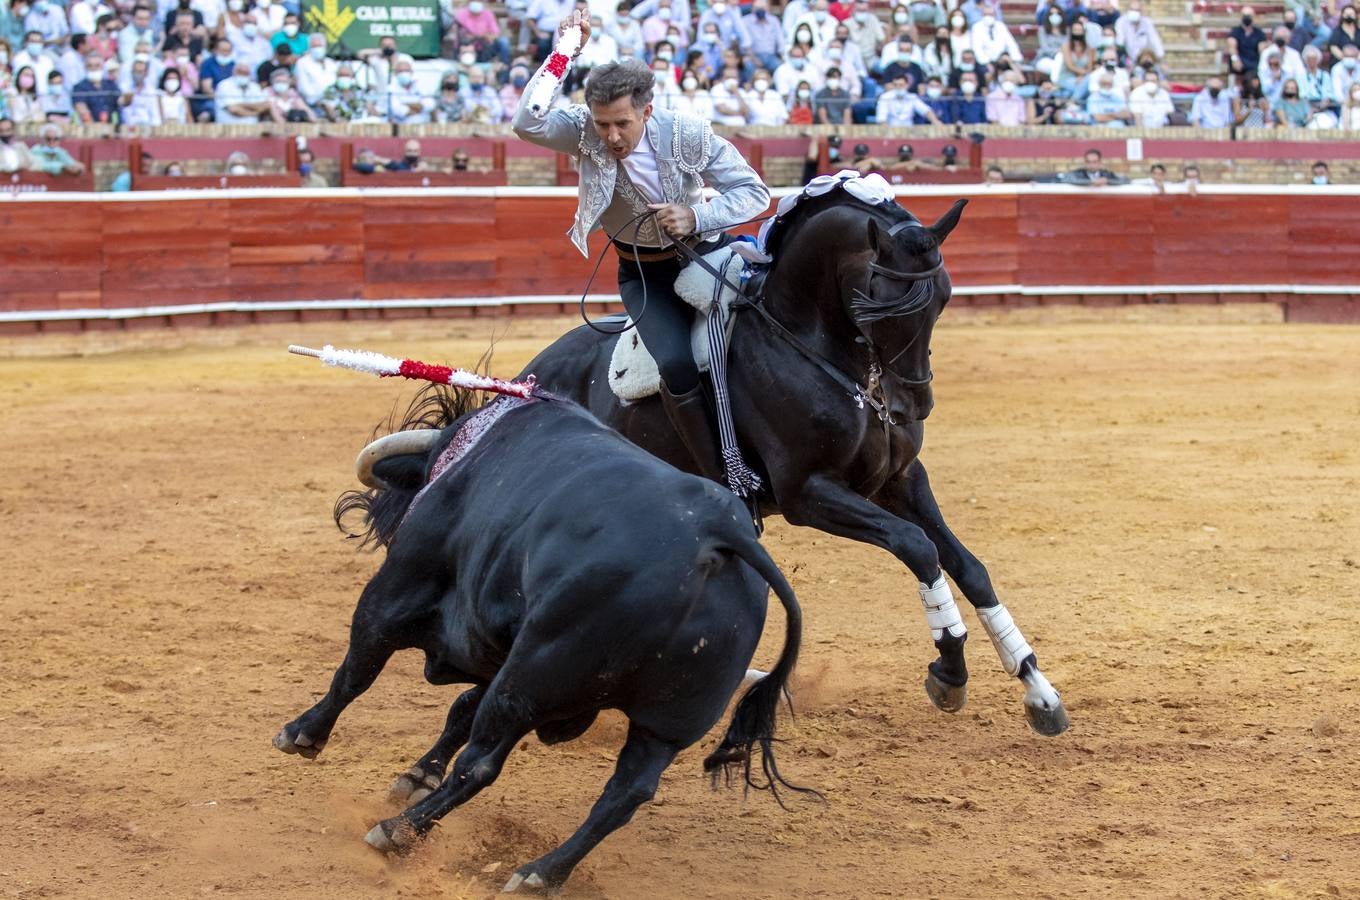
[372,186,1068,738]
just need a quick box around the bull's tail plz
[703,534,820,807]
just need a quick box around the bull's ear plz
[866,217,883,255]
[929,198,969,244]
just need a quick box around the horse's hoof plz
[1025,699,1070,736]
[365,818,419,855]
[924,672,967,713]
[273,725,325,759]
[388,767,441,804]
[502,870,548,894]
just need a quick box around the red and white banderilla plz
[288,344,543,400]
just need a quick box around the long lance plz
[288,344,544,400]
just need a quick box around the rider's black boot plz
[660,383,727,486]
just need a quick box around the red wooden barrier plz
[1,190,1357,325]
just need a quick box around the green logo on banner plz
[303,0,441,59]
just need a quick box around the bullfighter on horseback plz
[511,9,770,484]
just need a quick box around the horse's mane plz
[762,189,917,260]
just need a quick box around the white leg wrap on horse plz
[919,575,967,642]
[975,603,1034,677]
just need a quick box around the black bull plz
[273,394,806,893]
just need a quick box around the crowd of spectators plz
[3,0,1360,133]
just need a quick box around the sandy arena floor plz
[1,313,1357,900]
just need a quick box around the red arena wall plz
[2,185,1357,333]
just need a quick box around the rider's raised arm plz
[692,131,772,236]
[511,14,588,155]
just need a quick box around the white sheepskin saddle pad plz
[607,246,744,402]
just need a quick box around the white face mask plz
[952,16,964,27]
[469,0,484,11]
[229,164,248,174]
[926,85,941,98]
[1001,80,1015,94]
[753,78,769,92]
[826,77,840,90]
[284,24,299,37]
[1128,10,1141,22]
[797,88,810,99]
[460,52,476,64]
[961,80,976,94]
[682,77,696,90]
[309,46,325,60]
[712,1,727,12]
[981,14,995,25]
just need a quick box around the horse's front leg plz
[777,473,972,715]
[877,461,1069,736]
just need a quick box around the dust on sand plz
[1,313,1357,899]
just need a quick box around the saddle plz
[606,245,756,403]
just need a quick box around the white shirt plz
[1128,84,1173,127]
[295,54,336,105]
[967,17,1020,66]
[674,90,714,120]
[774,59,821,96]
[12,49,55,87]
[709,82,746,125]
[620,127,663,203]
[214,76,266,123]
[577,31,620,68]
[743,87,788,124]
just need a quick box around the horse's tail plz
[332,379,484,550]
[703,533,820,807]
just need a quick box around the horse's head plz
[851,198,967,420]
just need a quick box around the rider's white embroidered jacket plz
[512,60,770,256]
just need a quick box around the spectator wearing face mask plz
[1128,70,1172,125]
[742,69,787,124]
[1058,20,1094,96]
[252,0,287,36]
[117,6,156,66]
[1273,77,1315,125]
[820,36,866,87]
[1189,75,1232,127]
[377,59,428,123]
[744,0,784,72]
[433,75,466,122]
[1089,47,1129,98]
[214,59,268,122]
[790,0,838,47]
[448,0,507,64]
[384,139,429,172]
[321,63,376,121]
[38,70,71,121]
[1298,45,1338,114]
[224,150,252,176]
[56,33,89,90]
[921,26,954,80]
[267,70,315,121]
[356,36,398,90]
[845,0,884,68]
[984,70,1027,123]
[229,13,273,72]
[1259,50,1288,102]
[1035,9,1067,81]
[648,57,682,111]
[257,42,295,89]
[0,116,36,171]
[1333,45,1360,98]
[1086,71,1132,125]
[949,47,982,91]
[774,43,819,96]
[118,58,162,125]
[459,65,501,122]
[1030,77,1062,123]
[812,65,850,122]
[295,33,336,106]
[877,73,942,123]
[111,148,153,191]
[155,67,188,123]
[7,65,45,122]
[638,0,687,49]
[967,3,1018,67]
[13,30,54,85]
[1114,0,1162,64]
[709,66,748,124]
[1309,160,1331,183]
[1261,27,1306,82]
[787,78,815,123]
[270,14,307,57]
[1059,148,1126,186]
[1227,7,1267,78]
[698,0,752,53]
[296,147,326,188]
[1329,5,1359,64]
[72,53,120,122]
[25,0,67,49]
[605,3,644,58]
[1234,73,1273,127]
[945,10,972,63]
[498,63,529,119]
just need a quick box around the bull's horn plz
[355,430,440,489]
